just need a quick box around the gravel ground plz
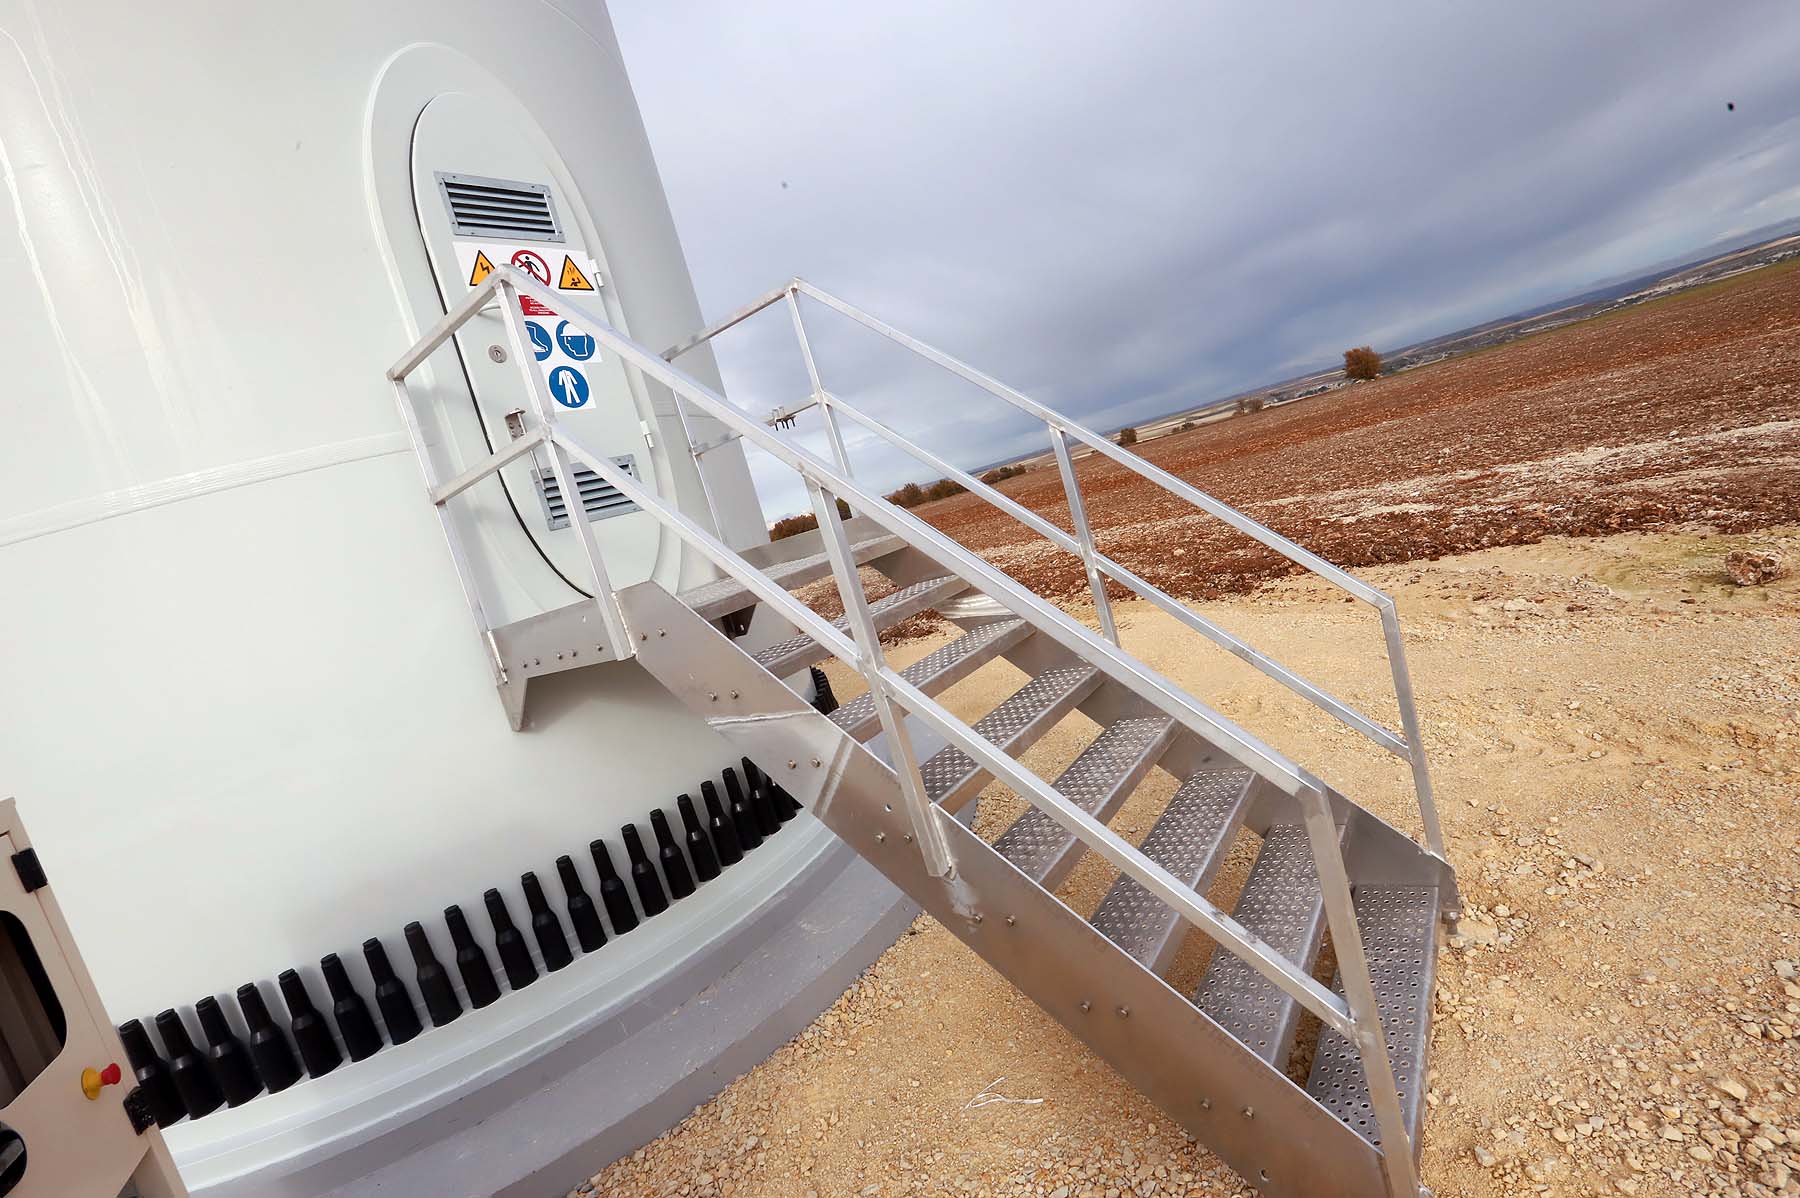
[579,525,1800,1198]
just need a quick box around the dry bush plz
[980,464,1027,485]
[1235,396,1267,415]
[1117,426,1139,446]
[1343,345,1382,380]
[769,496,850,540]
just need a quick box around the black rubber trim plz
[10,848,46,893]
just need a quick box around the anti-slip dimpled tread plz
[1088,768,1253,970]
[917,665,1100,805]
[827,619,1029,740]
[1305,885,1439,1154]
[751,575,965,678]
[1194,823,1339,1066]
[679,533,903,620]
[994,716,1176,885]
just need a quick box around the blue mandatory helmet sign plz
[547,366,590,409]
[555,320,596,361]
[525,320,554,362]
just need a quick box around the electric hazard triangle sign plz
[558,254,596,292]
[468,250,495,287]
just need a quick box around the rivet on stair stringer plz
[1241,1107,1254,1119]
[1005,915,1016,926]
[787,760,797,769]
[708,692,718,701]
[972,913,984,924]
[810,757,821,767]
[1079,1001,1091,1012]
[874,832,886,843]
[658,629,666,637]
[730,690,739,699]
[1116,1005,1130,1018]
[1200,1099,1212,1111]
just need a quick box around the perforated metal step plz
[1194,821,1346,1066]
[1305,886,1439,1155]
[993,716,1176,888]
[1088,767,1254,972]
[828,619,1032,741]
[679,532,904,622]
[751,575,968,678]
[920,665,1102,810]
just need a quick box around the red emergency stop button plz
[80,1062,122,1101]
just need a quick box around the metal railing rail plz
[387,266,1422,1197]
[662,278,1443,863]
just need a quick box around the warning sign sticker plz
[452,239,608,400]
[468,250,495,287]
[558,254,596,292]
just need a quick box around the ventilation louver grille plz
[536,457,639,529]
[437,172,563,243]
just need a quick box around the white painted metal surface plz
[0,1,798,1189]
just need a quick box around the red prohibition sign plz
[510,249,552,285]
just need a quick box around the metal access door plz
[408,91,666,625]
[0,801,184,1198]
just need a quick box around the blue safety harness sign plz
[547,366,590,409]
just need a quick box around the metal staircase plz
[387,269,1460,1197]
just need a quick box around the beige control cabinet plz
[0,800,185,1198]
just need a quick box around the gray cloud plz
[611,1,1800,517]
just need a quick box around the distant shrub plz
[924,478,966,502]
[769,496,851,540]
[1174,421,1199,432]
[1117,426,1139,446]
[1236,395,1268,415]
[887,481,927,508]
[1343,346,1382,380]
[980,464,1027,485]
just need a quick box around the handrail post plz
[807,478,953,878]
[1297,783,1420,1198]
[786,288,854,478]
[1379,603,1443,858]
[389,375,507,682]
[1049,427,1119,644]
[493,277,634,658]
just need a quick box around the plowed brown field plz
[912,259,1800,603]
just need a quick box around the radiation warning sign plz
[468,250,495,287]
[558,254,596,292]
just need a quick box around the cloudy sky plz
[611,2,1800,518]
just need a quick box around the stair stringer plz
[618,581,1399,1198]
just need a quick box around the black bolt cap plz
[404,922,463,1027]
[556,855,607,953]
[650,809,695,899]
[154,1008,225,1119]
[277,970,342,1079]
[676,794,720,882]
[235,982,302,1094]
[195,996,262,1107]
[521,872,574,972]
[321,953,383,1062]
[589,839,639,934]
[701,781,742,867]
[118,1017,185,1127]
[485,888,539,989]
[722,768,763,851]
[444,906,502,1009]
[621,824,669,917]
[363,937,423,1045]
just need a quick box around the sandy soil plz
[581,525,1800,1198]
